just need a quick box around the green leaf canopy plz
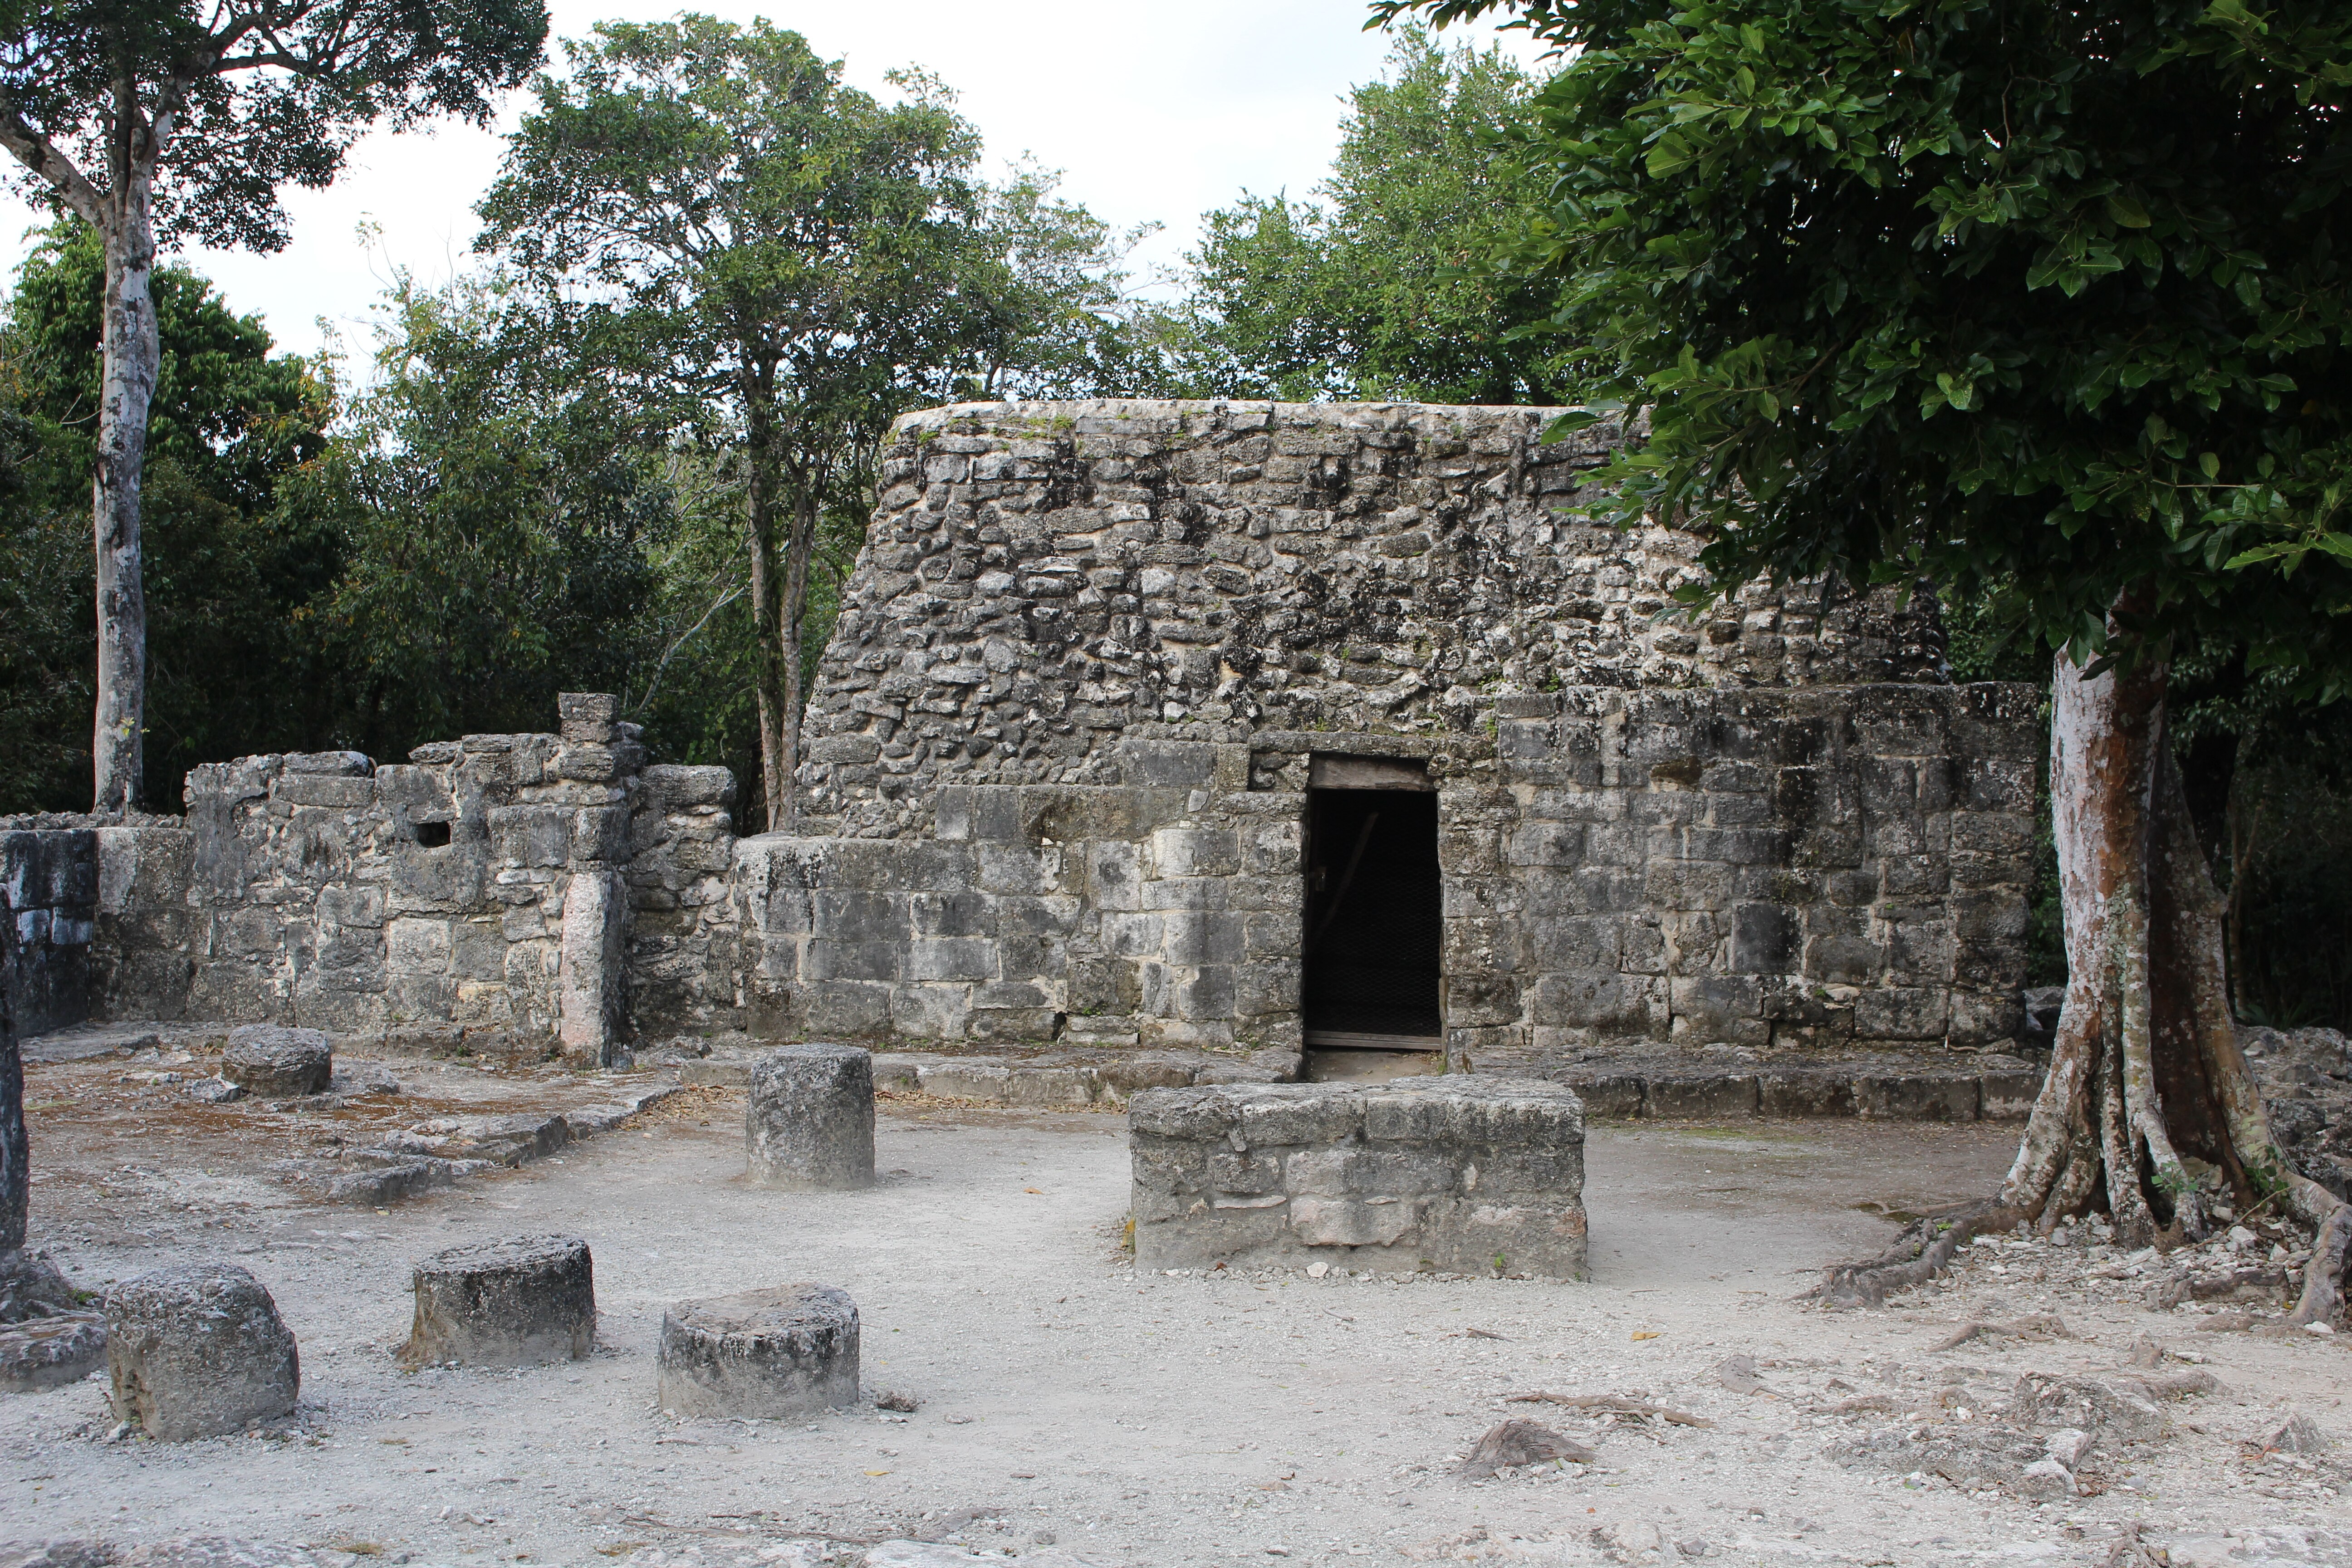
[1380,0,2352,687]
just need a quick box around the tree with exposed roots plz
[1378,0,2352,1314]
[0,0,546,813]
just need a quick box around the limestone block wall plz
[738,400,2037,1067]
[55,695,727,1061]
[794,400,1946,840]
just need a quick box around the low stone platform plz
[1129,1078,1586,1279]
[680,1046,1302,1104]
[1538,1052,2044,1122]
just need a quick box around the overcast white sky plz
[0,1,1545,367]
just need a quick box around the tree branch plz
[0,100,108,228]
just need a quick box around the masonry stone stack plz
[6,400,2041,1083]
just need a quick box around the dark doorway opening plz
[1303,784,1442,1048]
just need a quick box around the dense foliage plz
[1172,29,1562,403]
[479,17,1144,818]
[0,225,333,809]
[1377,0,2352,1028]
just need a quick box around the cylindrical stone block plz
[221,1024,332,1097]
[401,1235,594,1368]
[105,1263,299,1440]
[746,1045,874,1190]
[657,1284,860,1418]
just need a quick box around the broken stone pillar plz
[657,1283,860,1418]
[1129,1077,1588,1278]
[220,1025,331,1097]
[105,1263,299,1439]
[745,1044,875,1190]
[557,869,625,1066]
[401,1235,594,1368]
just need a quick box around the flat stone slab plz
[402,1235,594,1368]
[106,1263,299,1440]
[221,1026,331,1098]
[746,1045,875,1190]
[0,1314,106,1393]
[1130,1077,1587,1279]
[657,1284,860,1418]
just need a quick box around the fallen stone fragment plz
[1713,1354,1764,1394]
[401,1235,593,1368]
[2018,1456,2076,1500]
[220,1026,331,1097]
[0,1251,78,1323]
[657,1283,860,1418]
[1830,1421,2050,1494]
[0,1313,107,1393]
[746,1044,876,1191]
[0,1541,115,1568]
[183,1078,243,1105]
[1505,1391,1713,1426]
[1457,1417,1594,1476]
[2045,1427,2092,1467]
[2263,1411,2330,1453]
[105,1263,299,1440]
[2007,1373,2170,1445]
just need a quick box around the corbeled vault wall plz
[736,400,2038,1068]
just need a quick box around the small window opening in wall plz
[1303,764,1441,1051]
[412,821,453,849]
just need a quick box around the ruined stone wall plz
[51,696,740,1058]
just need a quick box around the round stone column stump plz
[105,1263,299,1439]
[221,1024,332,1097]
[657,1284,859,1418]
[400,1235,594,1368]
[745,1044,874,1190]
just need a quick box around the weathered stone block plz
[1131,1078,1584,1277]
[106,1264,298,1440]
[657,1284,860,1418]
[746,1044,876,1189]
[559,691,618,745]
[401,1235,594,1368]
[220,1025,331,1097]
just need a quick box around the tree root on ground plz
[1805,1200,2024,1309]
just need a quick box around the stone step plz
[1541,1055,2043,1122]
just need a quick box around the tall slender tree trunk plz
[1828,615,2352,1319]
[777,486,820,804]
[90,175,159,814]
[741,380,788,834]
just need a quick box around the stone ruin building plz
[3,401,2040,1100]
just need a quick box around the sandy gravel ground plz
[4,1048,2350,1568]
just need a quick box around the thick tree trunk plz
[741,387,788,834]
[90,188,159,814]
[1825,629,2351,1318]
